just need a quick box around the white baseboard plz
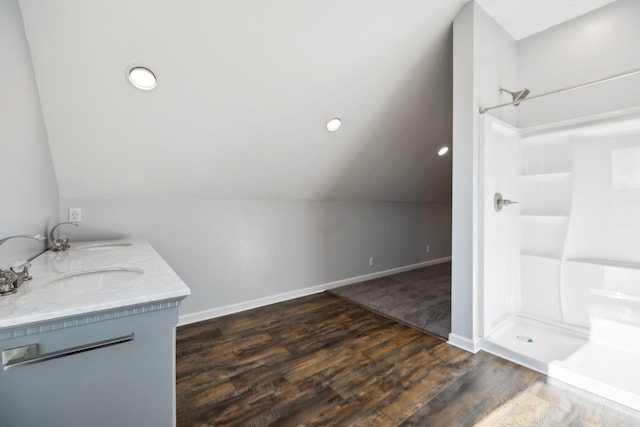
[178,256,451,326]
[447,333,480,354]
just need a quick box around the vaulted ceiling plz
[20,1,615,204]
[20,0,467,203]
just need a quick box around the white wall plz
[59,198,451,319]
[451,2,517,350]
[0,0,58,266]
[517,0,640,127]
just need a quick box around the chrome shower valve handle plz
[494,193,518,212]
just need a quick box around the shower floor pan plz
[482,316,640,411]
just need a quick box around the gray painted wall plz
[517,0,640,127]
[1,0,453,325]
[0,0,58,266]
[451,2,518,348]
[451,3,475,343]
[59,198,451,318]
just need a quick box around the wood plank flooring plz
[176,293,640,426]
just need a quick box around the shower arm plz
[479,66,640,114]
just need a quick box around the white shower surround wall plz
[480,109,640,411]
[453,0,640,411]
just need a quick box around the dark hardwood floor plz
[176,293,640,426]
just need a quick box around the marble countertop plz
[0,239,191,329]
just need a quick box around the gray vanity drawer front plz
[0,307,179,427]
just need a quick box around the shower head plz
[499,87,530,106]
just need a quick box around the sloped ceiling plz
[475,0,619,40]
[20,1,466,203]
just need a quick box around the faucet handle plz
[11,260,33,282]
[49,222,79,251]
[54,236,70,251]
[0,269,19,296]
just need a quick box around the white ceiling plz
[19,0,467,203]
[475,0,619,40]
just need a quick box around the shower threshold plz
[481,316,640,412]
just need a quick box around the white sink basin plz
[76,241,133,251]
[44,268,143,290]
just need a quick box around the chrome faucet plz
[0,234,46,296]
[0,234,46,246]
[48,222,79,251]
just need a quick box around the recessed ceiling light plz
[438,146,449,156]
[127,66,157,91]
[326,118,342,132]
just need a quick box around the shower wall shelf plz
[562,257,640,330]
[520,171,573,178]
[520,216,569,258]
[520,214,568,219]
[520,136,572,176]
[566,258,640,270]
[519,252,564,260]
[591,289,640,303]
[520,253,562,261]
[518,133,573,321]
[519,172,572,216]
[518,208,571,217]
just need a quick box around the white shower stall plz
[453,0,640,412]
[480,107,640,411]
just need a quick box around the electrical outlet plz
[426,245,431,253]
[369,257,374,267]
[69,207,82,222]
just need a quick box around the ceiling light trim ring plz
[326,118,342,132]
[126,65,157,91]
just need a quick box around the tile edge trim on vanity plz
[0,298,184,341]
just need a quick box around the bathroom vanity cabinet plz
[0,240,190,427]
[0,302,180,426]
